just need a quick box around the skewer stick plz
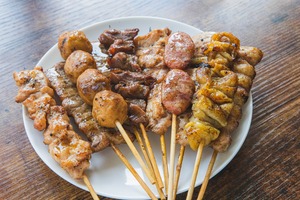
[135,127,165,199]
[83,174,100,200]
[173,145,185,198]
[167,113,177,200]
[133,127,155,178]
[197,150,218,200]
[140,123,164,189]
[160,134,169,194]
[115,121,156,184]
[111,143,158,200]
[186,140,205,200]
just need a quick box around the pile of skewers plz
[13,26,263,200]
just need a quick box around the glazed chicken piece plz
[13,66,54,103]
[22,92,56,131]
[43,106,92,179]
[134,28,171,69]
[49,130,92,179]
[43,106,73,145]
[58,30,93,60]
[13,66,56,131]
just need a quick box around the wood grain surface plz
[1,0,299,199]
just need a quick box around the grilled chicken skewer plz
[46,61,159,198]
[195,34,263,200]
[177,32,263,200]
[13,67,98,200]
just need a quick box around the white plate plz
[23,16,252,199]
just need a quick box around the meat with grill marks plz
[45,62,135,152]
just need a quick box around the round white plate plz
[23,16,252,199]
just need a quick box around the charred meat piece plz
[110,70,155,99]
[115,82,151,99]
[109,52,142,72]
[110,69,155,85]
[99,28,139,55]
[127,99,148,125]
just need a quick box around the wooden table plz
[1,0,299,199]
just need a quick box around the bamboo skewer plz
[134,127,165,199]
[160,134,169,194]
[111,143,158,200]
[173,145,185,198]
[197,150,218,200]
[115,121,156,184]
[167,113,177,200]
[186,140,205,200]
[133,128,155,178]
[83,174,100,200]
[140,123,164,190]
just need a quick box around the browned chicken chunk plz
[58,30,93,60]
[77,69,111,105]
[64,50,97,83]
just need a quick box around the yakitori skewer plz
[13,67,99,200]
[183,32,262,199]
[92,90,166,199]
[195,43,263,200]
[92,90,156,185]
[162,31,196,199]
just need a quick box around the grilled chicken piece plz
[92,90,128,128]
[134,28,171,69]
[77,69,110,105]
[64,50,97,83]
[189,31,263,152]
[237,46,263,66]
[146,82,171,135]
[58,30,93,60]
[176,111,192,146]
[13,66,56,131]
[23,92,56,131]
[13,66,54,103]
[14,66,92,179]
[43,106,73,145]
[49,128,92,179]
[44,106,92,179]
[46,62,134,151]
